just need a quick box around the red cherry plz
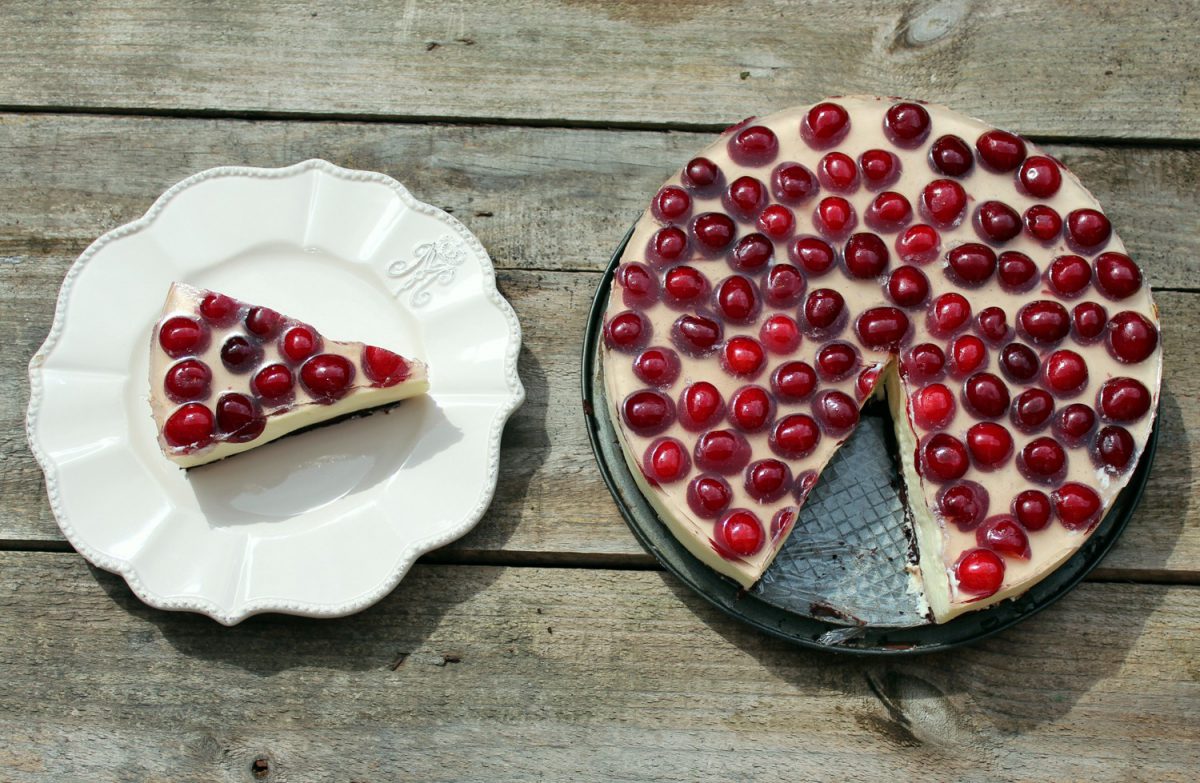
[770,414,822,459]
[817,151,859,192]
[1000,342,1040,382]
[622,389,675,436]
[1095,425,1136,472]
[813,389,859,435]
[716,276,760,324]
[816,341,859,381]
[1107,311,1159,363]
[199,292,239,326]
[650,226,688,264]
[724,176,767,218]
[214,393,265,442]
[920,179,967,227]
[905,343,946,381]
[976,516,1030,559]
[859,149,901,189]
[912,383,955,430]
[729,125,778,165]
[977,306,1009,344]
[975,201,1021,244]
[789,236,835,276]
[896,223,940,264]
[672,314,722,356]
[694,429,752,475]
[618,262,659,308]
[947,243,997,286]
[1072,301,1108,343]
[793,471,819,502]
[253,363,295,403]
[1055,403,1098,446]
[975,130,1026,172]
[764,264,806,308]
[663,265,709,308]
[771,162,818,204]
[744,459,792,503]
[956,549,1005,596]
[1044,349,1089,396]
[929,134,973,176]
[857,366,881,400]
[803,288,846,333]
[886,265,930,308]
[1013,489,1052,531]
[950,334,987,378]
[1019,300,1070,344]
[922,433,970,482]
[715,509,765,557]
[997,251,1038,292]
[884,102,931,147]
[772,361,817,401]
[1066,208,1112,250]
[1053,483,1103,531]
[652,186,692,222]
[802,102,850,148]
[1094,252,1143,300]
[1018,156,1062,198]
[730,234,773,273]
[967,422,1014,469]
[643,437,691,484]
[682,157,720,190]
[245,306,282,339]
[1098,377,1152,422]
[844,233,889,278]
[158,316,208,358]
[928,292,971,337]
[299,354,354,402]
[722,336,766,377]
[164,359,212,403]
[282,326,320,362]
[771,507,796,541]
[363,346,410,386]
[939,482,989,531]
[856,307,909,349]
[729,386,773,432]
[758,204,795,239]
[1023,205,1062,243]
[964,372,1010,418]
[1048,255,1092,297]
[163,403,215,450]
[632,347,681,387]
[220,335,262,373]
[815,196,856,238]
[1012,388,1055,432]
[1020,437,1067,482]
[679,381,726,431]
[605,310,650,352]
[692,213,737,253]
[687,474,733,519]
[760,314,801,354]
[865,191,913,232]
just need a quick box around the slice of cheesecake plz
[150,282,429,468]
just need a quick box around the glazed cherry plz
[687,474,733,519]
[930,134,973,176]
[1000,342,1039,382]
[672,314,722,356]
[928,292,971,337]
[219,335,261,373]
[722,336,766,377]
[743,458,792,503]
[793,470,819,502]
[618,262,659,308]
[663,265,709,308]
[764,264,806,308]
[1095,425,1135,472]
[1013,489,1052,531]
[912,383,955,430]
[724,176,767,218]
[1072,302,1108,343]
[199,293,239,326]
[1018,155,1062,198]
[887,265,930,307]
[363,346,411,386]
[857,366,881,400]
[729,125,778,165]
[950,332,987,377]
[282,326,320,362]
[605,310,650,353]
[164,359,212,403]
[1048,255,1092,297]
[884,102,931,147]
[789,236,835,276]
[650,226,688,264]
[865,191,913,232]
[692,213,737,253]
[947,243,997,286]
[1053,483,1102,531]
[856,307,910,349]
[817,151,859,192]
[632,347,681,387]
[1019,437,1067,482]
[1018,300,1070,344]
[770,414,822,459]
[922,433,970,482]
[772,162,818,203]
[976,516,1030,559]
[920,179,967,227]
[163,403,215,450]
[158,316,208,358]
[802,102,850,148]
[816,341,859,381]
[652,186,691,222]
[813,389,859,435]
[1055,403,1098,445]
[1066,208,1112,250]
[997,251,1038,292]
[1094,252,1142,300]
[939,482,989,531]
[730,233,773,273]
[715,509,765,557]
[956,549,1005,596]
[215,393,265,442]
[622,389,675,436]
[1012,388,1054,432]
[758,205,796,238]
[977,307,1009,344]
[253,363,294,403]
[975,129,1026,172]
[716,276,760,323]
[803,288,846,333]
[729,385,773,432]
[815,196,856,237]
[964,372,1010,419]
[1098,377,1152,422]
[1043,350,1089,396]
[1023,205,1062,243]
[844,233,889,278]
[896,223,940,264]
[967,422,1014,469]
[1107,311,1158,363]
[759,314,801,354]
[682,157,720,190]
[859,149,901,189]
[772,361,817,401]
[245,307,282,339]
[905,343,946,381]
[642,437,691,485]
[975,201,1021,244]
[679,381,725,431]
[694,429,752,475]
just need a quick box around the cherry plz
[650,226,688,264]
[605,310,650,353]
[215,393,265,442]
[1107,311,1159,363]
[729,385,773,432]
[282,326,320,362]
[1048,255,1092,297]
[803,288,846,333]
[997,251,1038,292]
[859,148,901,189]
[1098,377,1152,422]
[771,508,797,542]
[815,196,856,238]
[759,314,801,354]
[857,366,881,400]
[884,102,931,147]
[1053,483,1102,531]
[716,276,760,323]
[813,389,859,435]
[772,361,818,401]
[199,292,239,326]
[1055,403,1098,446]
[1072,301,1108,343]
[694,429,752,475]
[967,422,1014,469]
[164,359,212,403]
[886,265,930,308]
[929,134,973,176]
[722,336,766,377]
[956,549,1005,596]
[758,205,795,239]
[975,201,1021,244]
[643,437,691,485]
[764,264,806,308]
[652,186,691,222]
[622,389,675,436]
[632,347,681,387]
[1094,252,1143,300]
[922,433,970,482]
[158,316,208,358]
[865,191,913,232]
[947,243,997,286]
[715,509,765,558]
[245,306,282,339]
[163,403,215,450]
[816,151,858,193]
[964,372,1010,418]
[856,307,910,349]
[692,213,737,253]
[663,266,709,308]
[999,342,1039,382]
[724,176,767,218]
[928,292,971,337]
[1018,300,1070,344]
[1019,437,1067,482]
[912,383,955,430]
[976,516,1030,559]
[1095,425,1135,472]
[744,459,792,503]
[939,481,989,531]
[905,343,946,381]
[844,233,889,278]
[1044,349,1089,396]
[679,381,726,431]
[975,130,1026,172]
[793,470,819,502]
[769,413,822,460]
[1013,489,1052,531]
[1066,208,1112,250]
[618,262,659,308]
[1023,205,1062,243]
[1018,155,1061,198]
[896,224,940,264]
[363,346,411,386]
[816,341,859,381]
[772,162,819,203]
[950,334,987,377]
[253,363,295,403]
[920,179,967,227]
[802,102,850,148]
[687,474,733,519]
[672,314,722,356]
[730,234,773,273]
[789,236,835,276]
[220,335,262,373]
[1012,388,1055,432]
[977,307,1009,344]
[729,125,778,166]
[682,157,720,190]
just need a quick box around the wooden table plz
[2,2,1197,780]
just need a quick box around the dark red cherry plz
[813,389,859,435]
[220,335,262,373]
[771,162,818,204]
[1072,301,1108,343]
[299,354,354,402]
[757,265,803,311]
[977,306,1009,344]
[803,288,846,333]
[671,313,722,357]
[843,232,889,278]
[939,481,989,531]
[956,549,1005,596]
[215,393,265,442]
[1066,208,1112,250]
[683,157,720,190]
[896,223,940,264]
[632,347,681,387]
[967,422,1013,469]
[253,363,295,403]
[1013,489,1052,531]
[1098,377,1152,422]
[729,385,773,432]
[687,474,733,519]
[604,310,650,353]
[884,102,931,147]
[975,129,1026,172]
[730,234,773,273]
[721,336,766,377]
[1018,300,1070,344]
[715,509,765,558]
[643,437,691,485]
[1044,350,1089,396]
[920,179,967,227]
[650,226,688,264]
[975,201,1021,244]
[158,316,208,358]
[245,307,282,339]
[199,292,239,326]
[1048,255,1092,297]
[772,361,817,401]
[802,102,851,148]
[857,366,881,400]
[1019,437,1067,482]
[964,372,1009,419]
[694,429,751,475]
[663,265,709,308]
[929,134,973,176]
[744,459,792,503]
[887,265,931,308]
[1095,425,1136,472]
[679,381,725,431]
[1055,403,1097,445]
[729,125,778,165]
[1094,252,1142,300]
[912,383,955,430]
[1012,388,1054,432]
[282,326,320,362]
[760,314,801,354]
[692,213,737,253]
[859,148,901,190]
[716,275,760,323]
[164,359,212,403]
[922,433,970,482]
[789,236,835,276]
[949,335,987,377]
[865,191,913,232]
[1000,342,1039,382]
[652,186,691,222]
[1107,311,1159,363]
[817,151,859,192]
[816,341,859,381]
[1053,483,1102,531]
[618,262,659,308]
[622,389,675,436]
[163,403,215,450]
[905,343,946,381]
[1018,156,1062,198]
[758,204,796,239]
[997,251,1038,292]
[770,414,821,459]
[928,292,971,337]
[725,176,767,218]
[815,196,856,238]
[1023,205,1062,243]
[856,307,909,349]
[976,516,1030,559]
[947,243,997,286]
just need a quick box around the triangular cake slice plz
[150,283,430,468]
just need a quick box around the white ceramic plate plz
[26,159,524,625]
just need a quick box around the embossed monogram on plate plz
[387,235,466,307]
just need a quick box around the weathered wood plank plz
[1,1,1198,140]
[0,553,1196,782]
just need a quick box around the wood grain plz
[0,552,1196,782]
[1,1,1198,141]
